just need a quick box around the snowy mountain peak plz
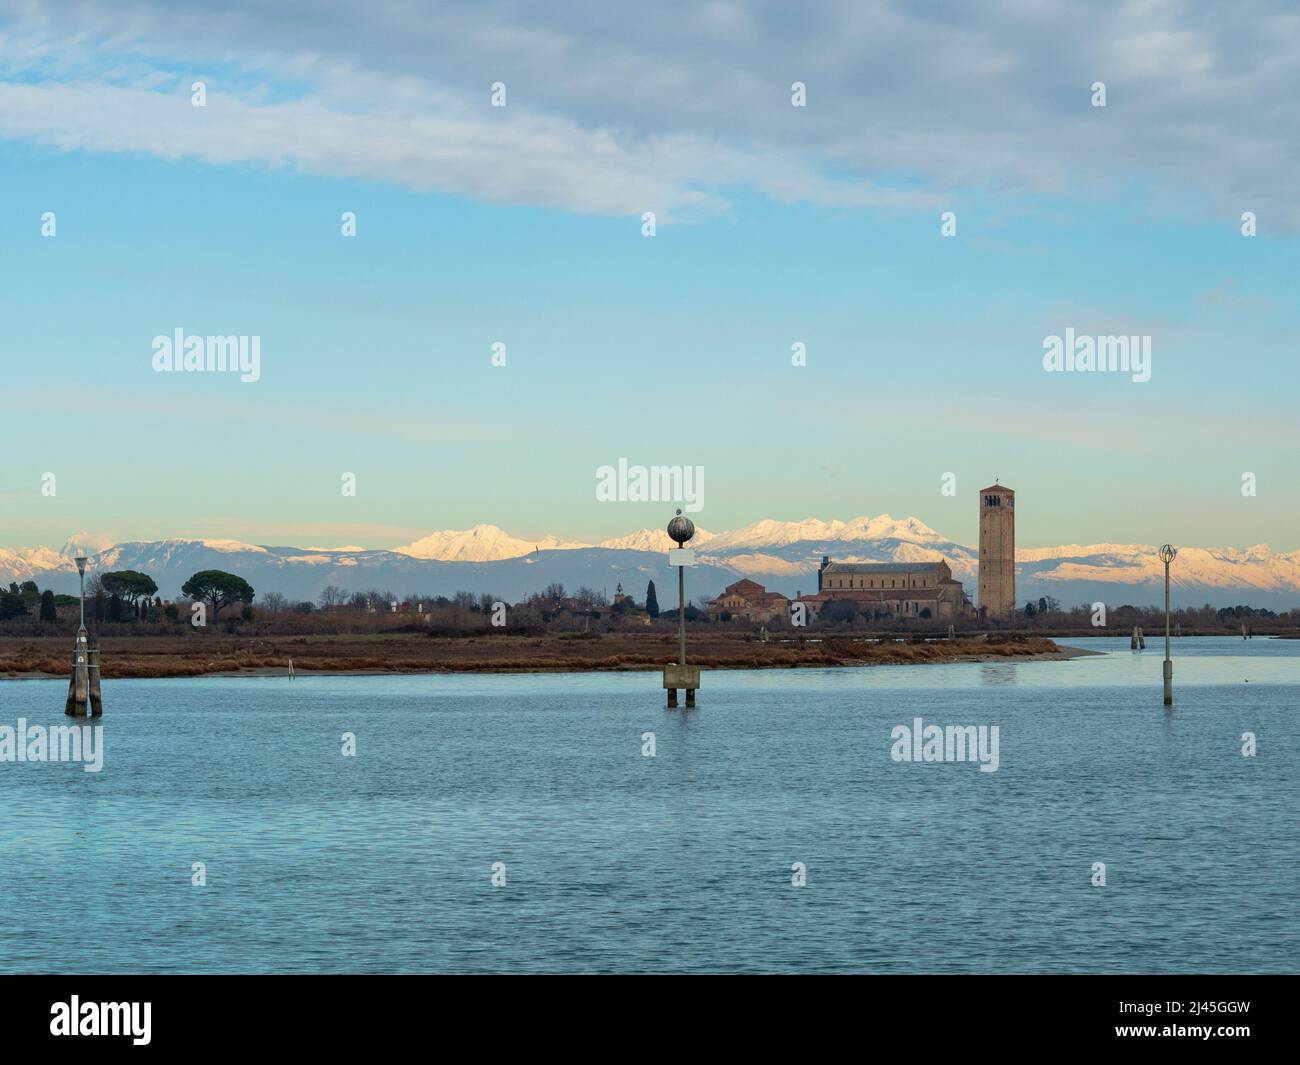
[3,519,1300,608]
[597,527,715,552]
[60,531,115,557]
[394,523,591,562]
[704,514,944,552]
[0,545,71,575]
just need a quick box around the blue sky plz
[1,1,1297,552]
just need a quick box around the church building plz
[798,558,973,620]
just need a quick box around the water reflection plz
[979,662,1020,685]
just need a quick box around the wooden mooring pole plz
[65,630,102,717]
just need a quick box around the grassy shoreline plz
[0,632,1085,679]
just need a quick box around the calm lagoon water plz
[1,636,1296,973]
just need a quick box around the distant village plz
[707,483,1016,624]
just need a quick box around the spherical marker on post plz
[664,510,700,708]
[1159,544,1177,707]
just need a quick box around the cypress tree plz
[645,580,659,618]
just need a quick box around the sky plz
[0,0,1297,553]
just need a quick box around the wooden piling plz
[64,631,102,717]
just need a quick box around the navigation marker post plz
[1159,544,1177,707]
[663,510,700,708]
[65,555,102,717]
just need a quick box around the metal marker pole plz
[678,564,686,667]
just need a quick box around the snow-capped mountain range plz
[2,517,1298,609]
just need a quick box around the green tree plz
[39,589,57,622]
[0,591,29,620]
[101,570,159,606]
[645,580,660,618]
[821,600,858,625]
[181,570,256,619]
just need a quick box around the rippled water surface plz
[1,636,1296,973]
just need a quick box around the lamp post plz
[66,555,101,717]
[664,510,699,708]
[75,556,88,630]
[1159,544,1177,707]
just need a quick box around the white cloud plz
[1,0,1298,224]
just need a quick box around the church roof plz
[822,561,947,574]
[979,484,1014,493]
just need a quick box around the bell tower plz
[978,484,1015,618]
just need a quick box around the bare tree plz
[260,591,287,615]
[319,585,347,611]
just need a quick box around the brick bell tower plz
[978,483,1015,618]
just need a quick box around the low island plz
[0,630,1081,679]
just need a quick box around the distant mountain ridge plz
[2,517,1298,609]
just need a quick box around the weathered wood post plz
[1159,545,1177,707]
[663,510,700,708]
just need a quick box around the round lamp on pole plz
[667,510,695,546]
[664,510,699,708]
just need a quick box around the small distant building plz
[707,578,791,623]
[798,557,973,621]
